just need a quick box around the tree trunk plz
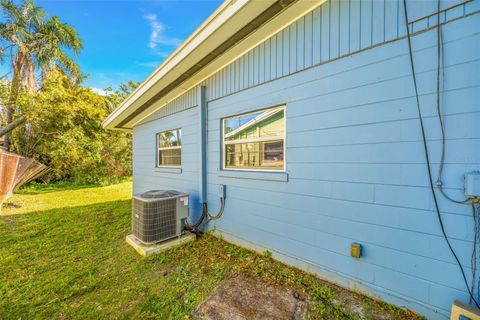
[23,58,36,93]
[4,53,25,151]
[0,115,26,139]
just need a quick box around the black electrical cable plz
[184,203,207,231]
[184,196,225,233]
[471,203,479,304]
[402,0,480,307]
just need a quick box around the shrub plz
[10,70,133,184]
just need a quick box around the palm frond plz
[0,0,82,87]
[0,1,26,26]
[41,16,82,54]
[56,51,80,80]
[22,0,45,27]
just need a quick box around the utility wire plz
[434,0,470,205]
[185,197,226,232]
[402,0,479,307]
[433,0,477,302]
[207,197,225,221]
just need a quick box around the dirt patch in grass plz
[193,275,308,320]
[2,201,22,209]
[330,283,420,320]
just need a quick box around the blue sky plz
[35,0,222,92]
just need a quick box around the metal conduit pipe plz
[185,85,226,233]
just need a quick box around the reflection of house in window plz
[157,129,182,167]
[223,106,285,171]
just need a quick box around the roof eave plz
[103,0,249,130]
[103,0,324,130]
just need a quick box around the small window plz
[222,105,285,171]
[157,128,181,167]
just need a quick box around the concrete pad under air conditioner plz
[126,233,195,257]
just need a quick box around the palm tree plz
[0,0,82,150]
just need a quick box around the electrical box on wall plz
[350,243,362,259]
[465,172,480,198]
[219,185,226,199]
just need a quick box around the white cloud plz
[143,13,182,50]
[91,87,112,96]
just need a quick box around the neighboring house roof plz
[103,0,324,130]
[225,107,283,139]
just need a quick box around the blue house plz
[103,0,480,318]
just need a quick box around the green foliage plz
[0,0,83,84]
[10,70,133,183]
[0,1,131,183]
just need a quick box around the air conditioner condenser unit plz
[132,190,189,244]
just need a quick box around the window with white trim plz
[222,106,285,171]
[157,128,181,167]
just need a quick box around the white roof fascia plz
[104,0,325,130]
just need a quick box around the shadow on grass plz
[0,196,261,320]
[0,199,228,319]
[0,198,424,320]
[0,199,140,319]
[0,199,132,236]
[0,199,132,237]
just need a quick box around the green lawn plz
[0,181,423,319]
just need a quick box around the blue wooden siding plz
[201,0,474,103]
[138,87,197,124]
[204,10,479,318]
[132,0,479,318]
[133,103,201,217]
